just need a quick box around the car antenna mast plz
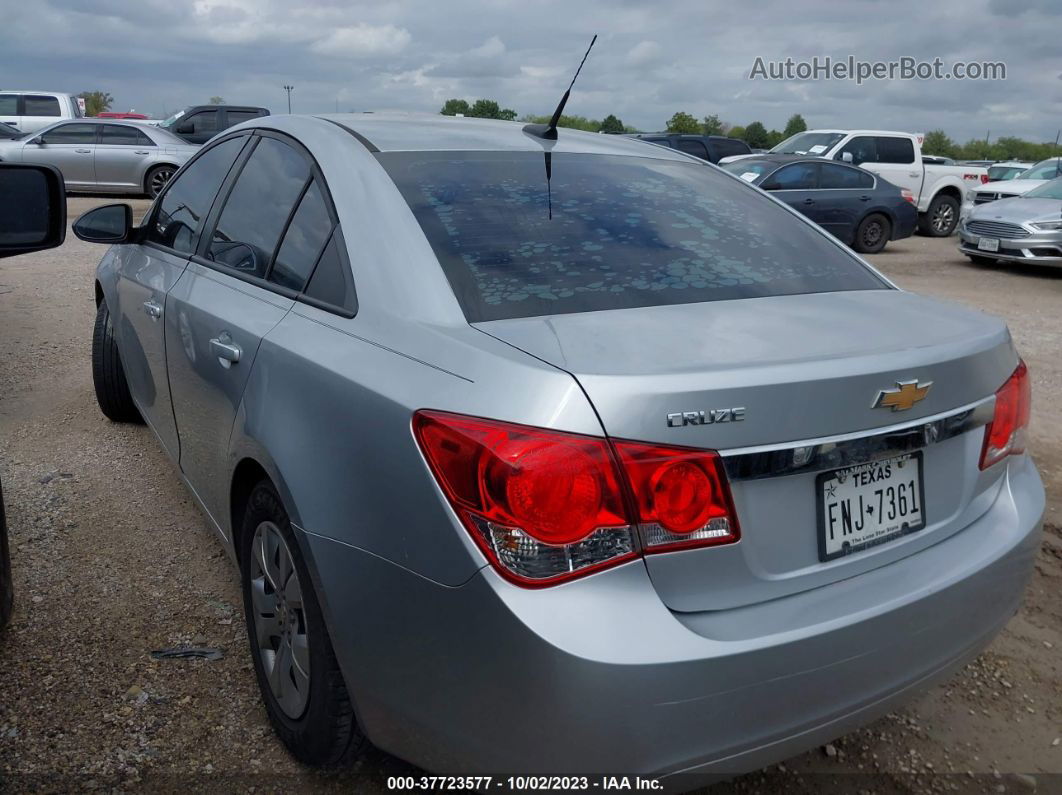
[523,35,598,140]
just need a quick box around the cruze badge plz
[667,408,746,428]
[873,380,932,412]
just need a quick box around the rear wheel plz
[145,165,175,198]
[852,213,891,254]
[919,194,960,237]
[240,480,367,766]
[92,300,141,423]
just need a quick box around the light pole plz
[283,85,294,114]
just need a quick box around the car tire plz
[966,254,998,266]
[853,213,891,254]
[0,486,12,631]
[144,165,176,199]
[239,480,367,767]
[919,195,960,237]
[92,300,142,423]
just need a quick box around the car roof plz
[727,154,831,166]
[307,113,694,159]
[44,118,156,127]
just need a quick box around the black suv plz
[160,105,270,144]
[627,133,752,164]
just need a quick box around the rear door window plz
[676,139,710,160]
[225,110,261,127]
[875,137,915,164]
[0,95,18,115]
[205,136,310,279]
[380,151,885,322]
[270,180,333,291]
[24,96,61,117]
[819,164,874,189]
[147,136,247,254]
[303,231,357,314]
[837,136,877,165]
[100,124,151,146]
[763,162,818,190]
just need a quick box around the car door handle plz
[75,148,92,154]
[909,172,921,178]
[803,198,815,205]
[142,300,162,320]
[859,195,872,201]
[134,150,150,155]
[210,336,242,368]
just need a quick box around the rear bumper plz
[302,455,1043,777]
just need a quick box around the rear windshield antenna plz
[523,35,597,140]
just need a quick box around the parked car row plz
[0,91,271,196]
[959,175,1062,268]
[960,157,1062,221]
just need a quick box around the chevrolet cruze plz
[72,114,1043,777]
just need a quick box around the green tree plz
[922,129,957,158]
[599,114,625,134]
[701,114,725,136]
[727,124,746,141]
[666,111,700,134]
[765,129,786,149]
[209,96,225,105]
[519,113,602,132]
[743,121,769,148]
[78,91,113,116]
[782,113,807,138]
[440,98,471,116]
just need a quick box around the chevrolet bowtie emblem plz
[873,380,932,411]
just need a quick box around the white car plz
[0,90,84,134]
[721,129,988,237]
[960,158,1062,222]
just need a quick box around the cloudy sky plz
[3,0,1060,142]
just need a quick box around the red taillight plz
[413,411,740,586]
[614,441,739,552]
[979,361,1032,470]
[980,174,990,184]
[901,189,915,204]
[413,411,635,586]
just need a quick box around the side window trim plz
[141,132,253,256]
[297,225,357,318]
[192,128,349,315]
[262,174,315,283]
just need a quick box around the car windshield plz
[1020,160,1062,180]
[769,132,845,156]
[380,151,886,322]
[159,109,186,129]
[987,166,1026,181]
[1021,177,1062,200]
[719,160,775,181]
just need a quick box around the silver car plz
[71,114,1043,778]
[960,176,1062,267]
[0,118,198,197]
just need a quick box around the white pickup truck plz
[721,129,988,237]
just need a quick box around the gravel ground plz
[0,197,1059,793]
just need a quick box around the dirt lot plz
[0,197,1059,793]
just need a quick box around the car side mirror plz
[839,152,854,164]
[73,203,135,244]
[175,121,193,134]
[0,163,67,258]
[29,136,43,145]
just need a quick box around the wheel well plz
[94,281,103,307]
[933,186,962,205]
[230,458,270,564]
[144,163,178,190]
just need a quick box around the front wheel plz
[919,195,960,237]
[852,213,891,254]
[92,300,142,423]
[240,480,367,766]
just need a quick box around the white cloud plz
[627,40,661,66]
[311,23,412,57]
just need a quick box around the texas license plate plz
[978,237,1000,252]
[817,452,925,561]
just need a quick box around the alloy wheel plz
[250,521,311,719]
[932,203,955,234]
[149,168,175,197]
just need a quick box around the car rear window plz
[380,152,886,322]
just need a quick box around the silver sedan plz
[960,176,1062,267]
[70,114,1042,778]
[0,118,198,197]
